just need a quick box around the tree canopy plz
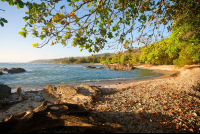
[1,0,199,53]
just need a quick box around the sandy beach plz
[1,65,200,133]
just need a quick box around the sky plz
[0,0,170,63]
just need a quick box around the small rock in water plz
[34,96,43,102]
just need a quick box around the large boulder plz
[97,67,104,69]
[86,66,104,69]
[41,84,101,105]
[86,66,96,69]
[0,84,11,100]
[104,63,136,71]
[7,68,26,74]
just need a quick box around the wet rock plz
[0,68,8,73]
[86,66,96,69]
[0,68,26,74]
[86,66,104,69]
[0,72,3,75]
[7,68,26,74]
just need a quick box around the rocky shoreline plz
[0,65,200,133]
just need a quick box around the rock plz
[196,111,200,116]
[34,96,44,102]
[86,66,97,69]
[7,68,26,74]
[0,68,26,74]
[77,84,101,96]
[41,84,101,105]
[0,72,3,75]
[104,63,136,71]
[0,84,11,100]
[0,68,8,73]
[170,72,179,77]
[86,66,104,69]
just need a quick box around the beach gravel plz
[83,66,200,133]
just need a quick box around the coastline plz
[9,65,180,93]
[94,64,199,94]
[85,65,180,88]
[1,65,200,133]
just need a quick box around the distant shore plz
[30,62,103,65]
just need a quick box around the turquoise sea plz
[0,63,161,90]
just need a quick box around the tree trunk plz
[0,101,125,133]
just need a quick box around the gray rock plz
[86,66,96,69]
[86,66,104,69]
[0,68,26,74]
[41,84,101,105]
[0,84,11,100]
[34,96,44,101]
[7,68,26,74]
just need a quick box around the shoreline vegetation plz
[0,64,200,133]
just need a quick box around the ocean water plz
[0,63,161,90]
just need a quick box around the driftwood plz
[0,87,28,106]
[16,87,27,100]
[0,100,22,105]
[0,101,125,133]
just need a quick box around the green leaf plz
[8,0,14,5]
[1,18,8,23]
[18,31,23,35]
[17,1,24,9]
[108,32,113,39]
[17,3,21,9]
[28,23,33,27]
[60,5,64,9]
[0,22,4,27]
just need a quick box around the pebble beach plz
[1,65,200,133]
[85,65,200,133]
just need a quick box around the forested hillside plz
[30,10,199,66]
